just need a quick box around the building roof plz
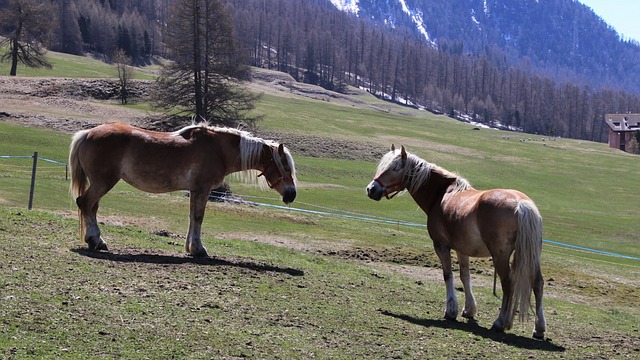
[605,114,640,132]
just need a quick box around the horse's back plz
[77,123,134,164]
[81,122,192,158]
[478,188,532,213]
[76,123,195,192]
[77,123,224,193]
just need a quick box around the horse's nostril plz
[366,182,382,200]
[283,189,296,204]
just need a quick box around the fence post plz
[28,151,38,210]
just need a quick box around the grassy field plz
[0,52,639,358]
[0,46,158,79]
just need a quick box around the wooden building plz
[604,114,640,152]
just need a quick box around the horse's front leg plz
[456,252,477,319]
[434,244,457,320]
[185,190,209,257]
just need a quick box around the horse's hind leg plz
[456,252,477,319]
[532,267,546,339]
[491,255,514,332]
[77,182,116,251]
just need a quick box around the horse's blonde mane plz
[173,123,296,189]
[376,149,471,194]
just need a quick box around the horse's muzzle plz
[282,188,296,204]
[366,181,383,201]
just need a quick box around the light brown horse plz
[69,122,297,257]
[366,145,545,339]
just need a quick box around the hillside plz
[0,71,393,161]
[332,0,640,94]
[0,69,639,357]
[230,0,640,142]
[4,0,640,143]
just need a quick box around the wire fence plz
[212,190,640,263]
[0,152,68,209]
[0,154,68,180]
[1,153,637,262]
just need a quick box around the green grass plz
[249,92,640,259]
[0,51,639,358]
[1,94,640,259]
[1,208,637,359]
[0,46,157,80]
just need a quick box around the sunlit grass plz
[0,49,639,357]
[0,45,157,80]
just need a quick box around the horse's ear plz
[400,145,407,161]
[390,144,395,151]
[278,143,285,156]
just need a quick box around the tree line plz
[227,0,640,142]
[0,0,159,63]
[2,0,640,141]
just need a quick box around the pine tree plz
[152,0,258,126]
[0,0,54,75]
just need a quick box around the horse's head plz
[367,144,408,201]
[259,143,297,204]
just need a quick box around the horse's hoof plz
[95,242,109,252]
[490,324,505,333]
[444,313,457,321]
[462,310,476,320]
[533,331,545,340]
[462,314,476,321]
[190,249,209,258]
[87,238,108,252]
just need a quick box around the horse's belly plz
[121,167,192,193]
[463,242,492,257]
[453,230,492,258]
[122,175,181,193]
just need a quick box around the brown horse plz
[366,145,545,339]
[69,122,297,257]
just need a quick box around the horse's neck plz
[225,132,270,174]
[409,170,456,215]
[216,132,246,174]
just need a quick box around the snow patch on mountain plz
[329,0,359,15]
[398,0,435,46]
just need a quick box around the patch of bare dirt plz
[248,68,395,113]
[0,77,154,133]
[256,130,387,162]
[0,75,385,161]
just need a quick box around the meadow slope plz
[0,58,639,358]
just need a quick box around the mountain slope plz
[329,0,640,95]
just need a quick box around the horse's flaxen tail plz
[69,129,90,241]
[511,199,543,324]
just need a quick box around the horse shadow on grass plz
[380,310,565,352]
[71,248,304,277]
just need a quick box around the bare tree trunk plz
[10,37,19,76]
[192,0,204,121]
